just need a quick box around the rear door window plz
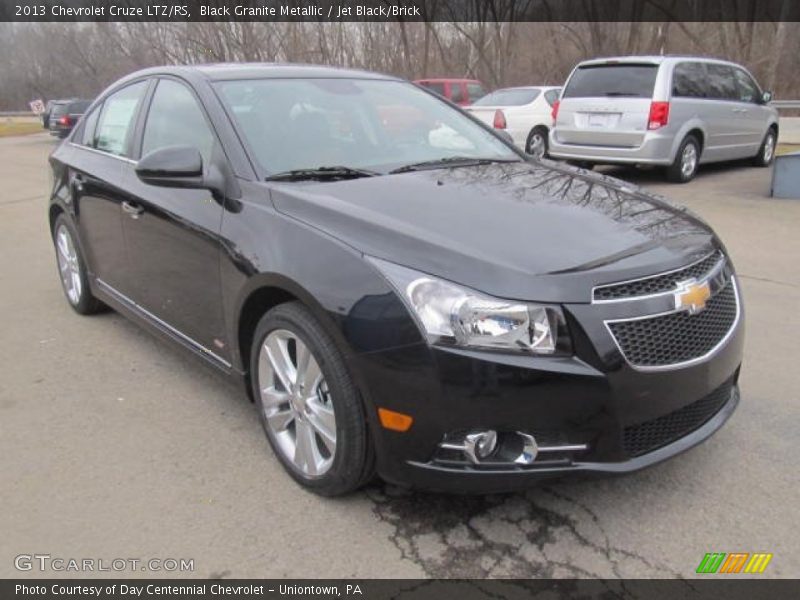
[563,64,658,98]
[705,64,738,101]
[672,62,708,98]
[94,81,148,157]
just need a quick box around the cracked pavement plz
[1,133,798,579]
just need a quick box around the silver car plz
[549,56,779,182]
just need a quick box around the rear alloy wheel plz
[52,215,104,315]
[666,135,700,183]
[752,128,777,167]
[525,127,549,158]
[250,302,374,495]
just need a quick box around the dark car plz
[41,100,58,129]
[48,65,743,495]
[48,99,91,138]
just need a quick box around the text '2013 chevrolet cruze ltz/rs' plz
[49,65,743,495]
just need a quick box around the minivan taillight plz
[59,116,71,126]
[648,101,670,130]
[493,109,507,129]
[551,100,560,125]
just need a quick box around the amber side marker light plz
[378,408,414,432]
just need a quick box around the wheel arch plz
[669,121,706,163]
[233,274,355,397]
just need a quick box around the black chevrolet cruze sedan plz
[48,64,743,495]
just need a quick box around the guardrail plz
[772,100,800,109]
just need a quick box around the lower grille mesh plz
[608,280,738,368]
[623,379,734,457]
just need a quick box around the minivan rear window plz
[563,64,658,99]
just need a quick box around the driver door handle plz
[122,200,144,219]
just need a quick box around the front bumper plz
[350,282,744,493]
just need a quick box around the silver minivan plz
[549,56,779,182]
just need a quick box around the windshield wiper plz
[389,156,520,174]
[265,166,379,182]
[603,92,643,97]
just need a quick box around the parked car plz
[49,99,91,138]
[467,86,561,157]
[49,65,743,495]
[549,56,779,182]
[41,100,59,129]
[414,78,486,106]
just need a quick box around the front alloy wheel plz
[251,302,374,495]
[752,129,776,167]
[258,329,337,477]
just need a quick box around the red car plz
[414,78,487,106]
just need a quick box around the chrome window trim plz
[96,279,232,368]
[603,275,741,372]
[592,250,722,304]
[68,141,138,165]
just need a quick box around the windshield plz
[473,88,541,106]
[564,64,658,98]
[216,78,518,175]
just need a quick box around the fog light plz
[464,430,497,463]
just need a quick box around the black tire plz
[666,135,700,183]
[525,126,549,158]
[752,128,777,167]
[250,301,374,496]
[52,214,104,315]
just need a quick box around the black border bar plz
[2,0,800,23]
[4,579,800,599]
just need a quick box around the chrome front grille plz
[607,279,739,369]
[593,251,723,301]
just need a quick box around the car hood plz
[267,161,717,303]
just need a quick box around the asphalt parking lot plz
[1,132,798,579]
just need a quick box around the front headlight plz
[368,257,568,354]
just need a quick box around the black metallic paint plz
[48,65,744,492]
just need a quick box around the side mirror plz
[135,145,205,189]
[761,90,773,104]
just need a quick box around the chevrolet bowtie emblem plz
[675,279,711,314]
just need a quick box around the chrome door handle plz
[121,200,144,219]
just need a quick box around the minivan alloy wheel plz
[763,133,775,163]
[55,224,82,305]
[258,329,337,477]
[681,143,698,179]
